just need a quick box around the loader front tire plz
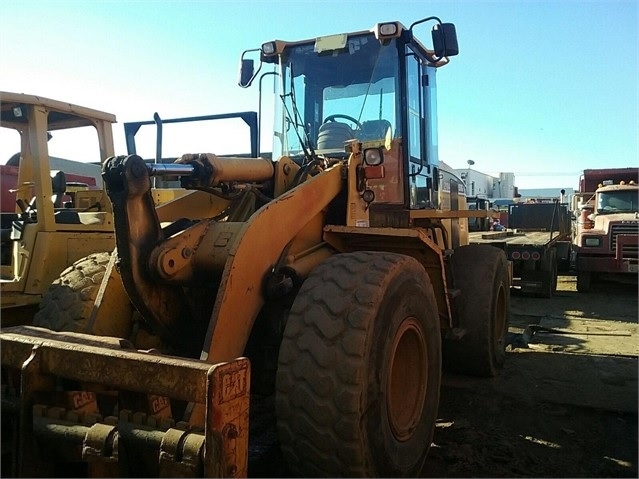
[276,251,441,477]
[34,251,113,332]
[443,244,510,377]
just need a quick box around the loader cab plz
[240,18,458,217]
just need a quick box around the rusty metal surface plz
[159,427,206,477]
[103,155,202,355]
[1,326,250,477]
[203,164,344,364]
[206,358,250,477]
[2,326,211,402]
[85,252,135,338]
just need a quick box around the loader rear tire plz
[33,251,112,332]
[276,251,441,477]
[443,244,510,377]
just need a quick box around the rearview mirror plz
[432,23,459,57]
[238,58,255,88]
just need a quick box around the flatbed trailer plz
[468,202,571,297]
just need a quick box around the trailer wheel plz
[34,251,113,332]
[276,251,441,477]
[539,247,558,298]
[444,244,510,377]
[576,270,592,293]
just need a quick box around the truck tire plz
[576,270,592,293]
[33,251,113,332]
[276,251,441,477]
[443,244,510,377]
[539,247,558,298]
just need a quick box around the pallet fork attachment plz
[0,326,249,477]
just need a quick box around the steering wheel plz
[322,114,362,129]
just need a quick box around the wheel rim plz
[387,317,427,441]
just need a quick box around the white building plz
[517,188,574,203]
[455,167,516,201]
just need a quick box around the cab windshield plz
[597,190,639,214]
[274,34,400,159]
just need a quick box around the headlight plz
[261,42,277,55]
[364,148,383,166]
[378,22,399,36]
[583,237,601,247]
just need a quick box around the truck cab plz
[573,180,639,292]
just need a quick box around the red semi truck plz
[1,160,99,214]
[571,168,639,292]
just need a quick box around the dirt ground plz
[249,274,638,478]
[422,274,638,478]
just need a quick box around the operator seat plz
[51,170,67,208]
[316,122,355,150]
[357,119,392,142]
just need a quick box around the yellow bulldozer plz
[0,93,256,328]
[1,17,510,478]
[0,92,117,325]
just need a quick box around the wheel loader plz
[0,17,510,478]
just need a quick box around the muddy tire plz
[33,251,112,332]
[444,244,510,377]
[276,251,441,477]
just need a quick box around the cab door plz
[404,46,440,210]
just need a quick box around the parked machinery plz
[1,18,510,477]
[571,168,639,292]
[0,93,117,325]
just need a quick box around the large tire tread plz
[276,251,441,477]
[277,252,384,476]
[444,244,510,377]
[33,251,112,332]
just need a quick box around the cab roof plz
[0,91,117,131]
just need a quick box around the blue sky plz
[1,0,637,190]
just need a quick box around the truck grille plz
[611,223,639,258]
